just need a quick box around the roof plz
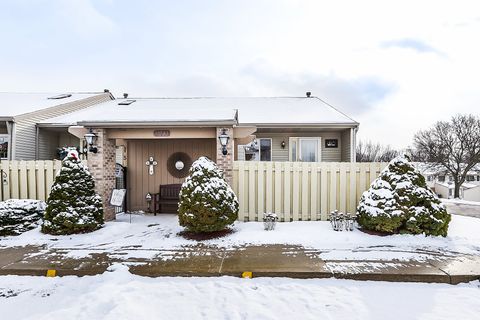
[39,96,358,127]
[0,92,110,119]
[435,181,479,189]
[415,162,480,175]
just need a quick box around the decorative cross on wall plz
[145,156,158,175]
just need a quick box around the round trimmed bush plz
[178,157,239,233]
[42,149,104,235]
[0,199,45,236]
[357,155,451,236]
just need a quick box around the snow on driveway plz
[0,264,479,320]
[1,213,480,261]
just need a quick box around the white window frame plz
[258,138,272,162]
[288,137,322,162]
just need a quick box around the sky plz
[0,0,479,148]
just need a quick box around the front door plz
[299,138,319,162]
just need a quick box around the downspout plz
[351,127,358,162]
[7,121,14,160]
[35,125,39,160]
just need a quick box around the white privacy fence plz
[232,161,388,221]
[0,160,86,202]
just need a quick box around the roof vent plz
[123,93,128,98]
[47,93,72,100]
[306,92,311,98]
[118,99,136,105]
[104,89,110,93]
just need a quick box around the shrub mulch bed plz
[178,228,234,241]
[358,228,395,237]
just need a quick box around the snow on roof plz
[414,162,480,175]
[435,181,479,189]
[40,97,358,127]
[0,92,105,118]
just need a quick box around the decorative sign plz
[145,156,158,175]
[110,189,126,207]
[325,139,338,148]
[154,130,170,137]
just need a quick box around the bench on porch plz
[153,184,182,215]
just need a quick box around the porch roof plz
[39,96,358,128]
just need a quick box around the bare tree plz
[356,140,399,162]
[413,114,480,198]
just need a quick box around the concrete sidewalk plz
[1,245,479,284]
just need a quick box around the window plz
[0,135,9,159]
[427,175,433,182]
[47,93,72,99]
[259,139,271,161]
[118,99,136,105]
[241,138,272,161]
[438,175,445,182]
[289,137,321,162]
[466,175,475,182]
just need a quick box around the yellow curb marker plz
[242,271,253,279]
[46,269,57,277]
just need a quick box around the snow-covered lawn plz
[1,213,479,262]
[0,264,479,320]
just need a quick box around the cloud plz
[54,0,116,38]
[381,38,445,56]
[238,61,394,117]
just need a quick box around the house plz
[0,91,114,160]
[415,162,480,201]
[38,93,359,218]
[434,181,480,201]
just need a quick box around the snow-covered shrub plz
[178,157,238,233]
[0,199,46,236]
[357,155,451,236]
[42,149,104,235]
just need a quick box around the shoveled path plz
[0,244,479,284]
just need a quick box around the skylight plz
[118,99,136,105]
[47,94,72,100]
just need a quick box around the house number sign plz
[154,130,170,137]
[146,156,158,175]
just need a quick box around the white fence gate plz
[232,161,387,221]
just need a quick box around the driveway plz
[442,200,480,218]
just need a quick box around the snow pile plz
[357,155,451,236]
[178,157,238,233]
[1,266,479,320]
[0,199,45,236]
[42,149,104,235]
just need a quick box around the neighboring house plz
[0,91,114,160]
[415,162,480,200]
[39,94,359,213]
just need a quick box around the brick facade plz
[216,127,234,185]
[87,129,116,221]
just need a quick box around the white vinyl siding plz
[255,131,344,162]
[12,93,112,160]
[341,129,352,162]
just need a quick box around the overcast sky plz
[1,0,479,148]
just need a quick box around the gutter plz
[75,119,238,128]
[241,122,359,129]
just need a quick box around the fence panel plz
[232,161,388,221]
[0,160,87,202]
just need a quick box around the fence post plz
[283,162,291,222]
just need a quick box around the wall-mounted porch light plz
[281,140,286,149]
[84,129,98,153]
[218,128,230,156]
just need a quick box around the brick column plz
[216,127,234,185]
[87,128,116,221]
